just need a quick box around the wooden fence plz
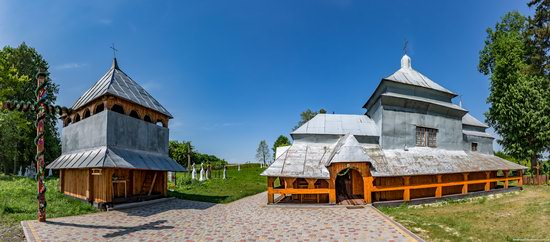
[522,175,549,185]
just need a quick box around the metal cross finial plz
[403,38,408,55]
[110,43,118,58]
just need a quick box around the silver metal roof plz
[72,58,173,118]
[328,134,373,164]
[462,113,489,128]
[463,130,494,139]
[381,92,466,112]
[292,114,379,136]
[261,134,526,178]
[261,143,332,179]
[370,147,526,177]
[46,146,185,171]
[384,55,456,96]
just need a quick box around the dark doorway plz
[335,168,365,205]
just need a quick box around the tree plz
[293,108,326,131]
[272,135,291,159]
[169,140,227,168]
[256,140,271,165]
[525,0,550,76]
[479,11,550,183]
[0,43,61,174]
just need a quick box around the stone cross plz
[199,163,205,181]
[191,163,197,180]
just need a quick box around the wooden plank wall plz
[92,168,113,203]
[374,176,403,201]
[63,169,89,200]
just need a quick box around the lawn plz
[379,185,550,242]
[0,174,97,241]
[168,165,267,203]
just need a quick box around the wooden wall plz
[60,168,167,204]
[62,169,89,200]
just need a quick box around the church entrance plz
[335,168,365,205]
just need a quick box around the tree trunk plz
[531,155,540,185]
[13,153,17,175]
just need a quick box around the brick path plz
[22,192,421,241]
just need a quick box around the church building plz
[47,59,184,208]
[262,54,526,205]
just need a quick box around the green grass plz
[168,166,266,203]
[0,174,97,240]
[378,185,550,242]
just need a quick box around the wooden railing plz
[372,175,522,201]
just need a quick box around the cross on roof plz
[110,43,118,58]
[403,38,408,55]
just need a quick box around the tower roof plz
[383,55,456,96]
[72,58,173,118]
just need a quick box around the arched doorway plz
[335,168,364,204]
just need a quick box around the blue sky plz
[0,1,533,163]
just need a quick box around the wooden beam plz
[363,176,374,204]
[484,172,491,191]
[148,172,158,196]
[403,176,410,201]
[329,178,336,205]
[435,175,442,198]
[462,173,469,194]
[305,178,317,189]
[284,178,296,189]
[59,169,64,192]
[371,176,522,192]
[267,177,275,204]
[269,188,331,195]
[504,170,509,189]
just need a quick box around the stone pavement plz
[21,192,421,241]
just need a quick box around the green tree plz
[256,140,271,165]
[272,135,291,159]
[293,108,326,131]
[525,0,549,76]
[169,140,227,168]
[0,43,61,173]
[479,11,550,182]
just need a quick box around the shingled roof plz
[72,58,173,118]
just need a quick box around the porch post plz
[435,175,442,198]
[484,171,491,191]
[504,170,509,189]
[462,173,469,194]
[518,170,523,187]
[403,176,410,201]
[363,176,373,204]
[267,177,274,204]
[329,177,336,205]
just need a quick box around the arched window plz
[156,120,164,127]
[129,110,140,119]
[94,103,105,114]
[144,115,152,123]
[111,104,124,114]
[74,114,81,123]
[83,109,91,119]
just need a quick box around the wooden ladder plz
[141,172,158,195]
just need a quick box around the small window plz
[416,126,438,147]
[471,142,478,152]
[111,104,125,114]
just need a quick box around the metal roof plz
[328,134,373,164]
[381,92,466,112]
[46,146,185,171]
[462,113,489,128]
[292,114,379,136]
[261,142,332,179]
[384,55,456,96]
[261,135,526,178]
[463,130,494,139]
[72,58,173,118]
[368,147,525,177]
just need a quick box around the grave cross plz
[1,70,71,222]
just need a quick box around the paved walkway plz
[22,192,421,241]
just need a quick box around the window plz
[416,127,438,147]
[471,142,478,152]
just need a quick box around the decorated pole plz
[1,69,71,222]
[35,70,47,222]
